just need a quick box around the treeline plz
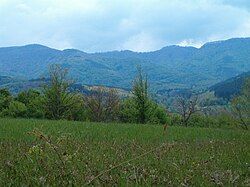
[0,65,249,129]
[0,65,168,124]
[171,77,249,130]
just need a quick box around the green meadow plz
[0,118,249,186]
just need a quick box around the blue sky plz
[0,0,250,52]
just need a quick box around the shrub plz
[120,98,169,124]
[169,113,182,126]
[16,90,45,118]
[66,94,87,121]
[0,89,12,112]
[146,101,169,124]
[119,98,138,123]
[6,101,27,118]
[26,96,45,119]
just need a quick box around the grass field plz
[0,118,249,186]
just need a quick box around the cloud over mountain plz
[0,0,250,52]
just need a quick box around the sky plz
[0,0,250,52]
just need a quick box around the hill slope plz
[0,38,250,91]
[210,71,250,99]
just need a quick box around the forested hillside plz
[0,38,250,91]
[210,71,250,99]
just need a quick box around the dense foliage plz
[0,65,249,129]
[210,71,250,100]
[231,78,250,130]
[0,66,168,125]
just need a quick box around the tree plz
[16,89,41,105]
[85,88,120,122]
[16,89,44,118]
[120,98,138,123]
[120,67,169,124]
[0,89,12,112]
[43,65,77,120]
[231,78,250,130]
[132,67,149,124]
[6,101,27,118]
[105,89,120,122]
[174,95,199,127]
[146,100,169,124]
[66,93,87,121]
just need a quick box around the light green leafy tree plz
[121,67,168,124]
[0,89,12,112]
[231,78,250,130]
[43,65,78,120]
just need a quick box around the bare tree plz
[174,95,199,127]
[85,88,105,122]
[85,88,120,122]
[105,89,120,122]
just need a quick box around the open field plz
[0,118,249,186]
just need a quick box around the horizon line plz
[0,37,250,54]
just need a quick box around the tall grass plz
[0,118,249,186]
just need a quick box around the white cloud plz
[122,32,165,52]
[178,40,204,48]
[0,0,250,52]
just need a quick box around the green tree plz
[120,67,168,124]
[16,89,45,118]
[6,101,27,118]
[120,98,138,123]
[0,89,12,115]
[146,100,169,124]
[132,67,149,124]
[67,93,87,121]
[231,78,250,130]
[43,65,77,120]
[16,89,40,105]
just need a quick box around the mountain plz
[0,38,250,92]
[209,71,250,100]
[0,76,129,97]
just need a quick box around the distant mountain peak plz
[63,49,87,54]
[24,44,48,48]
[201,37,250,48]
[159,45,198,51]
[0,37,250,92]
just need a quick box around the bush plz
[66,94,88,121]
[146,101,169,124]
[120,98,169,124]
[188,114,216,128]
[0,89,12,112]
[16,90,45,118]
[184,113,238,129]
[169,113,182,126]
[26,96,45,119]
[6,101,27,118]
[216,114,238,128]
[120,98,138,123]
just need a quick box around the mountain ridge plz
[2,37,250,54]
[0,37,250,92]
